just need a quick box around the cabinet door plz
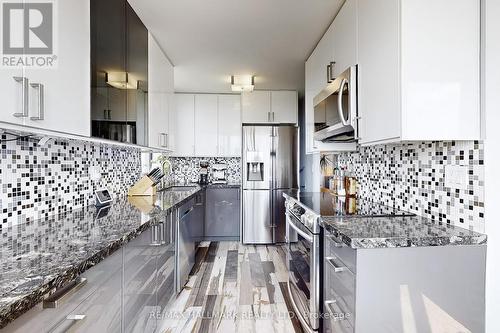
[241,91,271,123]
[331,0,358,77]
[126,2,148,145]
[218,95,242,157]
[194,94,218,157]
[90,0,127,139]
[173,94,195,156]
[25,0,90,136]
[271,91,298,124]
[357,0,401,144]
[205,188,240,238]
[148,33,174,150]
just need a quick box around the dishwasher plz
[176,197,196,292]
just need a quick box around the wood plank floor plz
[157,241,303,333]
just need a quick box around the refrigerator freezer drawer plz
[242,190,273,244]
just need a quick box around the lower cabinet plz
[3,218,176,333]
[205,188,240,239]
[322,233,487,333]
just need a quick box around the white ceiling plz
[128,0,345,94]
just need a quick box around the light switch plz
[445,165,468,189]
[89,166,102,181]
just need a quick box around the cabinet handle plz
[327,64,332,83]
[64,314,87,331]
[158,133,168,147]
[337,78,350,126]
[30,83,44,120]
[325,256,347,273]
[327,234,344,248]
[324,300,351,322]
[272,112,275,122]
[268,112,271,122]
[13,76,29,118]
[43,277,87,308]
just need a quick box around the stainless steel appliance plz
[176,197,196,292]
[242,125,298,244]
[284,194,322,332]
[314,66,358,142]
[284,191,415,333]
[212,163,227,184]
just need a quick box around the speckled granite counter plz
[0,185,201,328]
[321,215,487,249]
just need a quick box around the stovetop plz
[288,191,414,218]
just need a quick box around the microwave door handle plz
[337,78,350,126]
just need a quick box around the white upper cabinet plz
[0,0,91,136]
[218,95,242,157]
[305,0,357,154]
[331,0,358,77]
[194,94,219,157]
[173,94,195,156]
[172,94,242,157]
[242,90,297,124]
[148,33,175,150]
[241,91,271,123]
[271,91,298,124]
[358,0,480,144]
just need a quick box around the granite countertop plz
[321,215,487,249]
[0,185,201,328]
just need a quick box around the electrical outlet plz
[445,165,468,189]
[89,166,102,181]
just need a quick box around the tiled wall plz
[0,134,142,227]
[168,157,241,184]
[335,141,484,231]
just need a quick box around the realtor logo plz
[3,2,53,54]
[1,0,56,68]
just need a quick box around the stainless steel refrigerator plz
[242,125,298,244]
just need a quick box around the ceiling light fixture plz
[231,75,255,92]
[106,72,138,90]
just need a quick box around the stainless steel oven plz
[285,196,322,332]
[313,66,358,142]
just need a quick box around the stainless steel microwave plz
[313,66,358,142]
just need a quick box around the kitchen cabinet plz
[195,94,219,157]
[173,94,196,156]
[241,91,271,123]
[0,0,91,136]
[241,90,297,124]
[172,94,241,157]
[322,233,486,333]
[218,95,242,157]
[2,220,176,333]
[148,33,175,150]
[90,0,149,145]
[357,0,480,144]
[205,188,240,239]
[304,0,358,154]
[272,91,298,124]
[331,0,358,78]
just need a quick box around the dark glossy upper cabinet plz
[90,0,148,145]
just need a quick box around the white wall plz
[483,0,500,331]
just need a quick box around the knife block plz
[128,176,157,196]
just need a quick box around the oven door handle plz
[287,214,313,243]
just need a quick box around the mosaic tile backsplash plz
[0,134,142,227]
[168,157,241,184]
[335,141,484,232]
